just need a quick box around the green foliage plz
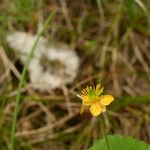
[80,40,98,55]
[14,0,35,13]
[110,96,150,110]
[90,134,150,150]
[123,0,142,21]
[123,0,149,30]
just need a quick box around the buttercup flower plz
[78,84,114,116]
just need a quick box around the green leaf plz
[90,134,150,150]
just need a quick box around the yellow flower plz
[78,84,114,116]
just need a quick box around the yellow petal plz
[100,95,114,106]
[90,102,102,116]
[80,105,86,114]
[81,96,93,105]
[96,84,104,96]
[81,89,88,95]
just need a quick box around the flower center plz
[88,90,97,101]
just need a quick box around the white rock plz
[7,32,80,91]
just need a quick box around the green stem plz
[10,10,56,150]
[100,116,110,150]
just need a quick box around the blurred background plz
[0,0,150,149]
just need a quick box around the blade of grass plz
[10,10,56,150]
[133,0,150,22]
